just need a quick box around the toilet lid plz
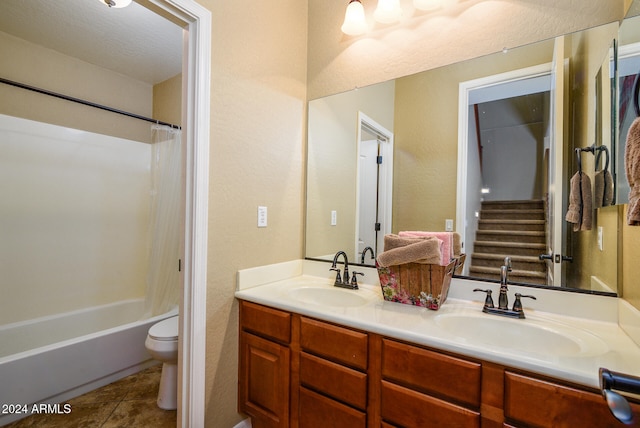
[148,316,179,340]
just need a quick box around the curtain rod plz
[0,77,181,130]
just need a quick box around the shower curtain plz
[144,124,182,317]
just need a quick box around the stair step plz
[468,266,548,285]
[469,266,546,279]
[480,209,545,221]
[470,253,546,272]
[473,241,546,257]
[481,200,545,211]
[469,199,548,285]
[478,219,545,232]
[475,230,545,244]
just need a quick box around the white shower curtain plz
[144,124,182,318]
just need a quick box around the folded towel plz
[625,117,640,225]
[565,171,593,231]
[376,238,442,268]
[594,169,614,208]
[383,234,431,251]
[399,231,460,265]
[452,232,462,257]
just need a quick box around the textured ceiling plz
[0,0,182,85]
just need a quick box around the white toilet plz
[145,315,179,410]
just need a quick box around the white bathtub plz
[0,299,177,425]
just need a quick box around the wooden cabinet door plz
[239,331,290,428]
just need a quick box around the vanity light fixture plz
[341,0,368,36]
[97,0,132,8]
[374,0,403,23]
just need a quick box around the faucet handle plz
[350,271,363,288]
[330,267,342,285]
[473,288,495,309]
[513,293,536,313]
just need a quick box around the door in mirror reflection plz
[459,63,562,285]
[356,112,393,263]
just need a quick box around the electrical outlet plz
[445,219,454,231]
[331,210,337,226]
[598,226,603,251]
[258,206,267,227]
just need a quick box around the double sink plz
[285,281,609,359]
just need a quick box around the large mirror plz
[616,3,640,205]
[306,17,626,295]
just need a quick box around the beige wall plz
[153,73,182,127]
[306,81,395,260]
[564,23,620,290]
[202,1,307,426]
[0,31,152,143]
[393,41,554,233]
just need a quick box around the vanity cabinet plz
[238,301,639,427]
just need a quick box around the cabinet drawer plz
[300,352,368,410]
[381,339,481,408]
[504,371,635,428]
[300,317,368,370]
[240,301,291,344]
[381,380,480,427]
[298,386,366,428]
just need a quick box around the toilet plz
[145,315,179,410]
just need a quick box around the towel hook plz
[595,145,610,172]
[575,148,583,174]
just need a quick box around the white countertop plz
[235,259,640,389]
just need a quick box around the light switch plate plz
[258,206,267,227]
[598,226,603,251]
[445,219,454,231]
[331,210,337,226]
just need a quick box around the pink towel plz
[399,231,457,266]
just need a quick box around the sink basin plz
[434,311,609,357]
[288,286,370,307]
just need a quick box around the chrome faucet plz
[330,251,360,289]
[361,246,375,264]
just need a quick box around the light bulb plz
[374,0,402,24]
[97,0,133,8]
[341,0,367,36]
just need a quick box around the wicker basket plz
[377,258,459,310]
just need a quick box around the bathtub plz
[0,299,177,426]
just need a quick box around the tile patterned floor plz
[3,365,176,428]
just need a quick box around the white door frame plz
[456,63,551,251]
[145,1,211,426]
[355,111,393,261]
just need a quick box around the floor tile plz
[1,366,175,428]
[101,398,176,428]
